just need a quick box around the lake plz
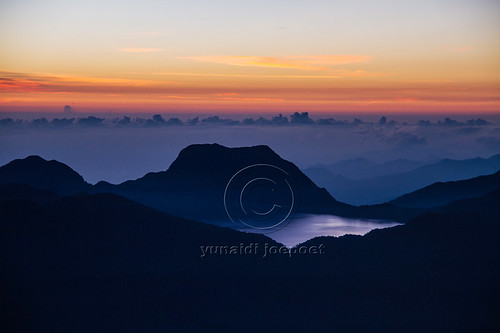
[231,214,401,247]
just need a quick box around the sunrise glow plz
[1,0,499,114]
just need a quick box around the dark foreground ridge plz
[1,179,499,331]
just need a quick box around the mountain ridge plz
[2,146,499,224]
[0,155,90,195]
[93,143,356,222]
[303,153,500,205]
[391,171,500,208]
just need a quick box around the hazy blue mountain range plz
[303,154,500,205]
[306,157,427,180]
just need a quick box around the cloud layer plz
[1,113,498,184]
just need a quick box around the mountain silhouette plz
[436,188,500,215]
[2,166,499,332]
[391,170,500,208]
[0,183,59,204]
[0,155,90,195]
[297,189,500,332]
[304,154,500,205]
[0,146,424,223]
[95,144,355,222]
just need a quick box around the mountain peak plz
[23,155,47,162]
[178,143,278,158]
[110,143,348,221]
[167,144,281,175]
[0,155,89,195]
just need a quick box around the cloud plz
[215,92,239,96]
[1,113,497,130]
[120,48,163,53]
[436,117,492,127]
[163,95,202,100]
[290,112,314,125]
[52,118,75,128]
[384,131,427,146]
[1,70,498,112]
[201,116,240,126]
[242,114,289,126]
[215,97,284,102]
[155,72,342,79]
[316,118,351,126]
[0,77,42,92]
[333,69,392,77]
[0,118,17,127]
[402,79,455,83]
[77,116,105,127]
[178,54,371,71]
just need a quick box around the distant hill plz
[391,171,500,208]
[305,157,425,181]
[304,154,500,205]
[0,155,90,195]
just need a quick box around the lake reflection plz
[236,214,401,248]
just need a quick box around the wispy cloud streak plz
[179,55,371,71]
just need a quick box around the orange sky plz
[1,0,499,114]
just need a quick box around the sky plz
[1,0,500,114]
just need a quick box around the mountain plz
[0,155,90,195]
[304,154,500,205]
[2,171,499,332]
[305,157,425,181]
[0,184,287,332]
[0,147,425,223]
[94,144,355,222]
[298,190,500,332]
[437,188,500,215]
[0,183,59,204]
[391,171,500,208]
[301,166,337,185]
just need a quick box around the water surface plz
[234,214,401,247]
